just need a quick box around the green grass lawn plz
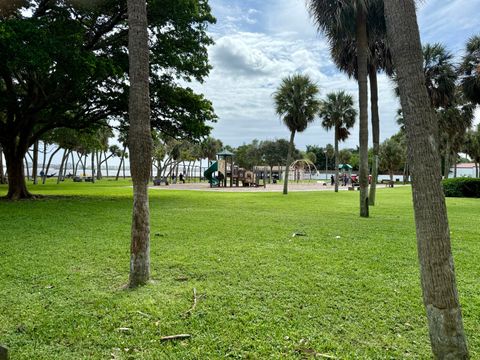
[0,181,479,359]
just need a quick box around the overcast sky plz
[191,0,480,150]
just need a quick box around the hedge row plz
[442,177,480,198]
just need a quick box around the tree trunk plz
[476,162,478,178]
[0,145,5,184]
[454,156,458,178]
[127,0,153,287]
[368,66,379,206]
[72,152,77,176]
[96,151,102,180]
[91,152,95,183]
[356,5,369,218]
[32,141,39,185]
[43,146,61,184]
[334,127,339,193]
[4,146,32,199]
[24,157,30,181]
[116,147,126,180]
[104,151,109,178]
[57,149,68,184]
[41,142,47,175]
[384,1,469,358]
[443,141,450,179]
[283,130,296,195]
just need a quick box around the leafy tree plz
[464,125,480,177]
[318,91,357,192]
[0,0,216,199]
[305,144,335,175]
[338,149,353,165]
[384,1,469,356]
[459,35,480,105]
[235,140,263,169]
[438,90,474,178]
[200,136,223,162]
[379,137,405,181]
[273,74,320,195]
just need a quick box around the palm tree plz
[459,35,480,105]
[384,1,469,357]
[423,43,457,109]
[438,90,475,178]
[327,4,392,205]
[127,0,153,288]
[318,91,357,192]
[308,0,371,217]
[273,74,320,195]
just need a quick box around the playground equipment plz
[203,150,266,188]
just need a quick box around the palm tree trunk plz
[384,1,469,357]
[334,127,339,193]
[127,0,153,287]
[283,130,296,195]
[356,5,369,217]
[368,66,379,206]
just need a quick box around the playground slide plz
[204,161,219,186]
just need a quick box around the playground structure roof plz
[338,163,353,170]
[217,149,234,157]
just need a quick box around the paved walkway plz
[149,182,405,193]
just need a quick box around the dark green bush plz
[442,177,480,198]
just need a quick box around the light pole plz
[324,150,328,180]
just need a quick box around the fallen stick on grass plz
[160,334,191,342]
[184,288,198,315]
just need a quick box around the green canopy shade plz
[338,163,353,170]
[217,149,234,157]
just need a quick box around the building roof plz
[456,162,476,169]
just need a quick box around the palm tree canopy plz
[318,91,357,141]
[273,74,320,133]
[423,43,457,108]
[459,35,480,105]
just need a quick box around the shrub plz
[442,177,480,198]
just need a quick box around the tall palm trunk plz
[356,5,369,217]
[283,130,296,195]
[127,0,153,287]
[334,126,339,192]
[384,1,469,358]
[368,65,379,205]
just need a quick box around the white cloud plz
[191,0,480,151]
